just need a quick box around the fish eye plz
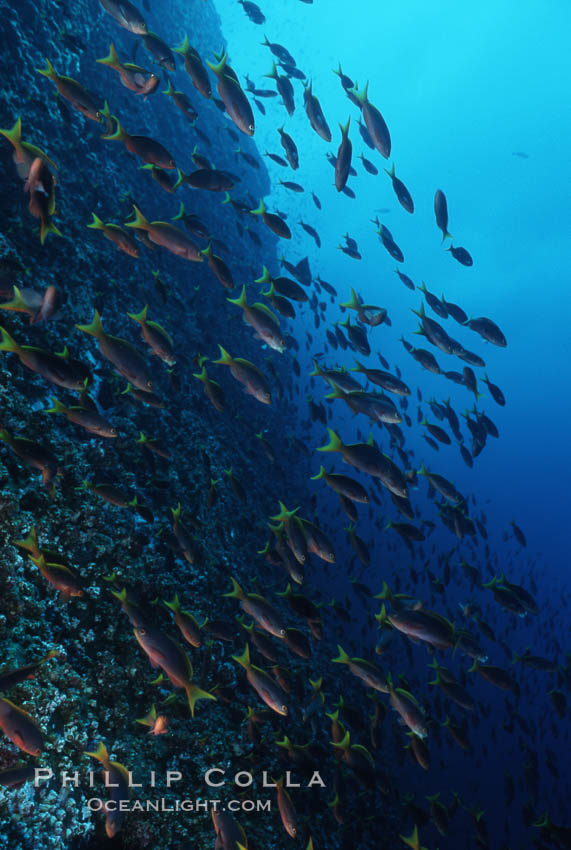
[248,124,254,133]
[146,380,153,389]
[282,705,288,713]
[139,628,146,635]
[280,629,286,636]
[292,828,297,837]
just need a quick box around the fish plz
[335,118,352,191]
[318,429,408,498]
[23,156,61,244]
[448,244,473,266]
[351,82,391,158]
[224,577,286,638]
[127,305,175,364]
[36,60,106,122]
[0,116,57,181]
[76,309,154,390]
[214,345,271,403]
[98,0,147,34]
[44,397,117,438]
[97,43,158,95]
[384,163,414,213]
[304,81,331,141]
[332,645,388,693]
[84,742,131,837]
[124,206,202,260]
[250,199,291,239]
[0,698,44,756]
[232,644,288,715]
[434,189,451,240]
[0,428,60,493]
[0,329,90,390]
[87,213,139,256]
[173,36,211,98]
[141,31,176,71]
[102,118,176,169]
[265,63,295,115]
[206,50,255,136]
[227,286,286,352]
[134,625,216,716]
[0,650,59,691]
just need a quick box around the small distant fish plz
[238,0,265,24]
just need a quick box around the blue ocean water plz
[0,0,569,848]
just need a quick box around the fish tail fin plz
[171,201,186,220]
[214,344,233,366]
[0,285,32,314]
[75,308,105,340]
[96,42,122,70]
[332,645,350,665]
[317,428,343,454]
[418,462,428,476]
[250,199,266,217]
[99,100,111,125]
[399,825,421,850]
[0,325,23,356]
[325,387,344,400]
[125,205,150,231]
[162,80,175,96]
[264,62,278,81]
[87,212,105,230]
[442,230,452,243]
[227,285,248,310]
[164,593,180,614]
[309,359,325,378]
[224,576,245,600]
[383,162,396,179]
[13,526,39,556]
[101,117,127,142]
[185,682,217,717]
[173,168,186,190]
[84,741,109,764]
[36,59,58,81]
[254,265,272,285]
[310,465,327,481]
[232,644,251,669]
[45,397,67,415]
[127,305,148,324]
[193,366,209,384]
[173,34,190,56]
[221,192,232,205]
[205,49,227,77]
[40,218,62,245]
[0,116,22,150]
[331,730,351,751]
[339,287,361,311]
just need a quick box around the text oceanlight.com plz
[86,798,273,813]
